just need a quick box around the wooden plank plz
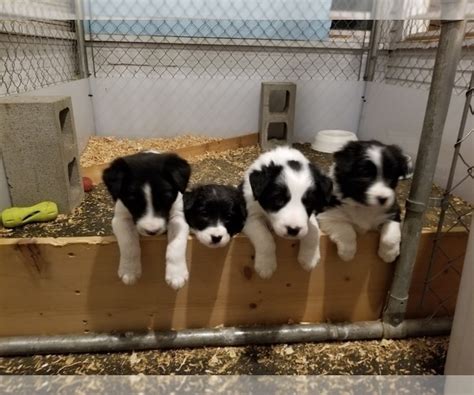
[81,133,259,185]
[0,229,467,337]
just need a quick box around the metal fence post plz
[364,20,382,82]
[383,19,467,326]
[74,0,89,78]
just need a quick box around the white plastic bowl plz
[311,130,358,153]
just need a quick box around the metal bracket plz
[405,198,426,213]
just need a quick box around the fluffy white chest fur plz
[321,201,392,234]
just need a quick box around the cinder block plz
[0,96,83,213]
[258,82,296,150]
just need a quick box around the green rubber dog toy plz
[1,201,58,228]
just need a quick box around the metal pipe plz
[383,19,467,326]
[0,318,451,356]
[420,70,474,311]
[364,20,382,82]
[74,0,89,78]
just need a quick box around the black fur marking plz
[287,160,302,171]
[249,163,290,213]
[299,163,334,214]
[102,152,191,224]
[184,184,247,236]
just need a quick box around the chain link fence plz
[376,20,474,94]
[0,0,79,96]
[86,1,370,81]
[416,71,473,319]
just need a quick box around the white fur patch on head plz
[266,166,311,238]
[243,146,314,240]
[192,221,231,248]
[366,145,395,208]
[366,146,382,170]
[136,183,167,236]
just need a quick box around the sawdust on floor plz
[80,135,222,167]
[1,143,471,238]
[0,336,448,375]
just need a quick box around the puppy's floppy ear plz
[248,163,282,200]
[333,141,361,173]
[164,154,191,193]
[309,163,333,213]
[102,157,128,201]
[386,144,410,179]
[183,190,195,213]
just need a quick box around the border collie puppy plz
[103,151,191,289]
[317,140,410,263]
[183,184,247,248]
[242,146,332,278]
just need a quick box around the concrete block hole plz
[267,122,288,141]
[269,90,290,113]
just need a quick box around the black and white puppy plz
[242,146,332,278]
[183,184,247,248]
[317,140,410,263]
[103,151,191,289]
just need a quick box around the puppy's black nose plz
[286,226,301,237]
[377,196,388,205]
[211,235,223,244]
[145,229,159,236]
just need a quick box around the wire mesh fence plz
[417,71,473,319]
[86,1,370,81]
[376,19,474,93]
[0,13,79,96]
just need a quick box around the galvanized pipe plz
[383,19,467,326]
[364,20,382,82]
[0,318,451,356]
[74,0,89,78]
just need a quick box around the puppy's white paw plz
[254,253,277,279]
[337,242,356,262]
[378,242,400,263]
[165,263,189,290]
[298,245,320,271]
[118,262,142,285]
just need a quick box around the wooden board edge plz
[81,133,258,185]
[0,227,468,246]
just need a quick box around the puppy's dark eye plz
[126,194,138,202]
[358,162,376,178]
[271,194,289,209]
[161,191,174,201]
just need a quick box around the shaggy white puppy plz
[241,146,332,278]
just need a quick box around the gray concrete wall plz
[358,82,474,203]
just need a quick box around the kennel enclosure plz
[0,0,473,354]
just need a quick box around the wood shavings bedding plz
[80,135,222,167]
[0,336,449,375]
